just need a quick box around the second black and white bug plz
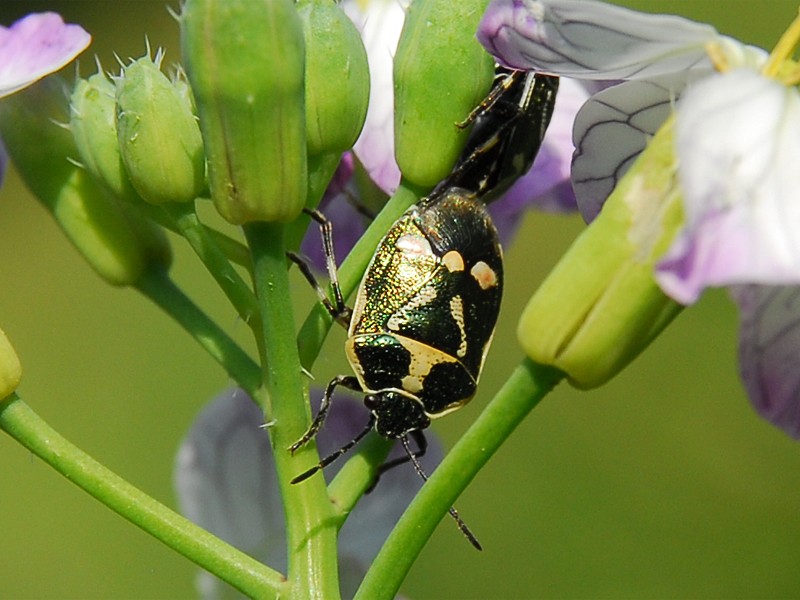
[289,69,559,550]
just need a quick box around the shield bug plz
[289,69,559,549]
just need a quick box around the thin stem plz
[135,267,261,395]
[0,393,286,598]
[355,359,564,600]
[122,198,251,268]
[327,433,393,521]
[164,201,260,329]
[243,222,340,600]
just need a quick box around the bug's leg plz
[365,429,428,493]
[291,414,376,484]
[287,251,347,326]
[304,208,352,327]
[455,67,518,129]
[289,375,361,454]
[400,435,483,551]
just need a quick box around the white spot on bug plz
[442,250,465,272]
[470,261,498,290]
[396,234,432,257]
[387,285,438,331]
[450,295,468,358]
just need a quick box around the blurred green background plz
[2,1,800,598]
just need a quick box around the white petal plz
[478,0,720,80]
[657,69,800,304]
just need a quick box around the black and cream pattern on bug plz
[288,67,559,550]
[347,189,502,423]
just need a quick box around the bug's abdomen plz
[347,189,503,414]
[345,333,477,415]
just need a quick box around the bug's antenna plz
[401,436,482,551]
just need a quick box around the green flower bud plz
[0,328,22,400]
[517,121,683,389]
[394,0,495,188]
[181,0,307,224]
[298,0,369,157]
[0,79,172,286]
[115,54,206,205]
[70,71,139,203]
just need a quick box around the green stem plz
[327,433,393,520]
[129,198,251,267]
[164,201,260,328]
[0,393,286,598]
[135,267,261,395]
[297,181,423,368]
[355,359,564,600]
[243,222,340,600]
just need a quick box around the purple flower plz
[0,12,90,187]
[0,12,90,98]
[478,0,800,437]
[174,387,443,597]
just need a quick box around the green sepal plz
[0,328,22,400]
[0,79,172,286]
[115,54,206,205]
[298,0,369,157]
[394,0,495,188]
[181,0,307,224]
[70,71,139,203]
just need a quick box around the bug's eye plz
[363,394,380,410]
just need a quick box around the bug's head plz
[364,391,431,439]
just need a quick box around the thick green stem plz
[135,267,261,395]
[0,393,286,598]
[243,222,340,600]
[165,201,260,328]
[355,359,564,599]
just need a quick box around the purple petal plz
[478,0,718,80]
[0,13,90,98]
[732,285,800,438]
[657,70,800,304]
[344,0,407,194]
[174,387,442,597]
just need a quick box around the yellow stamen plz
[762,7,800,77]
[705,41,730,72]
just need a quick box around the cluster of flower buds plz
[0,78,172,287]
